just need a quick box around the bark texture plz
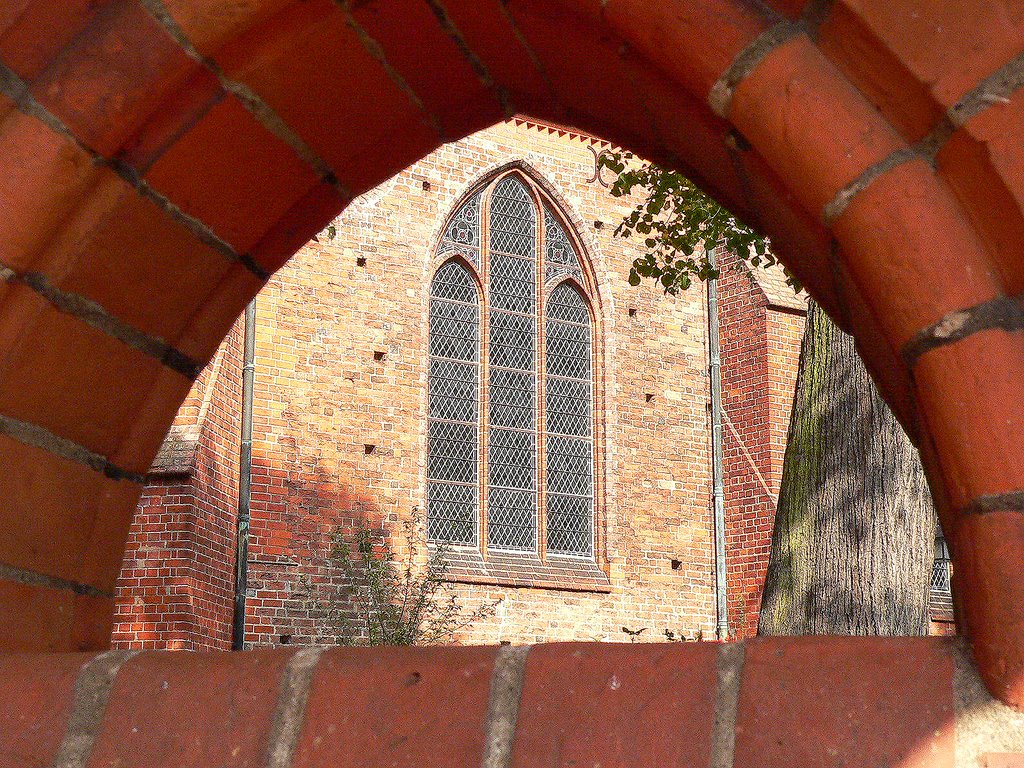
[758,301,935,636]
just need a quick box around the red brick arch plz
[1,0,1022,722]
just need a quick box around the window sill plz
[431,546,612,593]
[929,591,954,621]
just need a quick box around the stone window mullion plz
[535,188,549,562]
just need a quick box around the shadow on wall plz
[245,455,502,649]
[244,455,429,649]
[113,456,405,651]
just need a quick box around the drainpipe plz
[707,246,730,640]
[232,298,257,651]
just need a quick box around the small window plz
[931,531,952,594]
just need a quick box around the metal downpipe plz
[232,299,257,651]
[707,247,730,640]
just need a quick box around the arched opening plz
[1,0,1022,719]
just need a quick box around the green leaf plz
[600,155,772,295]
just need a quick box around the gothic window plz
[545,283,593,555]
[931,531,952,595]
[427,260,480,546]
[427,171,597,559]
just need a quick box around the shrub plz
[329,518,500,646]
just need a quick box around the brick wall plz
[5,0,1024,718]
[718,256,806,638]
[112,324,244,650]
[8,639,1022,768]
[113,120,803,649]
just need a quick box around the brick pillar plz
[719,256,805,638]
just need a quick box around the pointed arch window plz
[545,283,593,555]
[427,260,480,546]
[427,171,597,561]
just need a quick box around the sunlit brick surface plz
[112,121,803,649]
[2,0,1024,745]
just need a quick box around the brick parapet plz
[5,638,1022,768]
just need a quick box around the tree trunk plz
[758,301,936,636]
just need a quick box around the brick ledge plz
[432,547,612,593]
[7,638,1023,766]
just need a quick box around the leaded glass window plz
[427,260,480,545]
[545,283,593,555]
[487,176,538,551]
[427,172,597,560]
[931,531,952,594]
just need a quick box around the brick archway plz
[1,0,1022,716]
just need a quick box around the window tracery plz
[437,190,483,268]
[427,171,597,559]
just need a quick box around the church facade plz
[110,119,821,650]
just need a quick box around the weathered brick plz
[292,646,496,768]
[87,649,291,768]
[734,637,956,768]
[0,652,86,768]
[512,642,719,767]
